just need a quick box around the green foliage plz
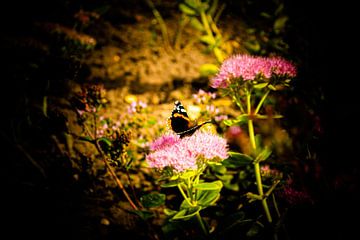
[254,147,272,163]
[199,63,219,77]
[172,206,202,221]
[161,180,180,188]
[133,210,154,220]
[223,114,249,126]
[197,188,221,207]
[178,0,229,64]
[193,180,223,190]
[244,2,290,55]
[140,192,166,208]
[223,152,253,168]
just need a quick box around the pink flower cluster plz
[192,89,216,104]
[146,131,228,173]
[211,55,297,88]
[127,100,147,114]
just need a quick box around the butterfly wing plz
[169,101,212,137]
[169,101,192,133]
[177,120,212,138]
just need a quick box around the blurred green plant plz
[244,1,290,55]
[70,84,141,211]
[178,0,228,62]
[145,0,237,78]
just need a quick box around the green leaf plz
[98,137,112,147]
[140,193,166,208]
[255,147,272,163]
[171,206,202,221]
[179,3,197,16]
[133,210,154,220]
[208,0,218,17]
[211,164,227,175]
[223,119,236,126]
[42,96,48,117]
[79,135,93,142]
[190,17,205,31]
[228,152,253,165]
[197,189,221,207]
[161,180,179,188]
[185,0,198,9]
[268,84,277,91]
[274,16,288,34]
[215,173,233,182]
[254,114,284,120]
[260,12,272,19]
[164,208,178,216]
[200,35,216,45]
[244,40,261,53]
[199,2,209,12]
[213,47,225,62]
[246,222,262,237]
[236,114,249,123]
[179,199,192,209]
[275,3,284,16]
[253,82,268,89]
[255,134,262,150]
[223,182,239,191]
[199,63,218,77]
[193,180,223,190]
[180,170,197,179]
[223,114,248,126]
[222,157,248,168]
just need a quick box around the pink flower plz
[214,115,228,122]
[211,54,297,88]
[192,89,217,104]
[149,133,180,151]
[268,57,297,77]
[127,100,148,114]
[146,131,228,173]
[227,126,242,138]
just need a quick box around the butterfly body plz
[168,101,212,138]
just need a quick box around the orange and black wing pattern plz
[168,101,211,138]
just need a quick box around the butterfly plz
[168,101,212,138]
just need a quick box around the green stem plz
[208,14,221,37]
[272,193,281,218]
[95,140,139,211]
[214,3,226,23]
[196,212,209,236]
[145,0,172,52]
[246,90,252,115]
[174,14,189,49]
[246,91,273,223]
[177,184,194,207]
[126,170,143,208]
[232,85,245,113]
[254,163,264,196]
[248,119,256,149]
[247,91,256,150]
[255,89,271,114]
[255,163,273,223]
